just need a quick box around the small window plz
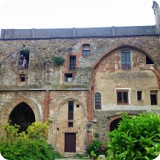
[137,91,142,101]
[65,73,72,82]
[70,56,76,70]
[146,56,154,64]
[68,101,74,127]
[95,92,101,109]
[150,90,158,105]
[19,49,29,69]
[19,74,25,82]
[121,50,131,70]
[82,44,90,56]
[117,90,129,104]
[68,122,73,127]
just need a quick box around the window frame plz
[150,90,158,105]
[137,91,142,101]
[117,90,129,105]
[19,49,29,69]
[95,92,102,109]
[68,101,74,127]
[65,73,73,82]
[82,44,90,57]
[121,50,131,70]
[69,56,76,70]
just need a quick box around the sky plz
[0,0,158,29]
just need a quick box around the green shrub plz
[52,56,65,66]
[87,140,107,158]
[107,112,160,160]
[0,122,60,160]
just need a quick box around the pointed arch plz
[93,44,155,70]
[1,95,42,124]
[9,102,35,132]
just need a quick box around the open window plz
[19,74,25,82]
[150,90,158,105]
[19,49,29,69]
[146,55,154,64]
[137,91,142,101]
[65,73,73,82]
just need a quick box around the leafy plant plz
[87,140,107,158]
[107,112,160,160]
[0,122,60,160]
[52,56,65,66]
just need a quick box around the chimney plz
[152,1,160,33]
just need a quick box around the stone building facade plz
[0,1,160,155]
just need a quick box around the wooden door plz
[65,133,76,152]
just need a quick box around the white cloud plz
[0,0,156,29]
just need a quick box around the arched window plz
[82,44,90,56]
[95,92,101,109]
[19,49,29,69]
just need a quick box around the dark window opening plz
[9,102,35,132]
[121,50,131,70]
[82,44,90,56]
[95,92,101,109]
[110,118,122,131]
[146,56,154,64]
[70,56,76,70]
[19,49,29,69]
[117,91,128,104]
[150,91,158,105]
[68,101,74,127]
[20,74,25,82]
[68,101,74,120]
[68,122,73,127]
[65,73,72,82]
[137,91,142,101]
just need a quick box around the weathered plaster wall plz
[0,35,160,154]
[0,36,159,88]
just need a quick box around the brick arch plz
[1,95,42,124]
[93,44,155,70]
[56,98,87,120]
[106,113,137,132]
[106,114,122,132]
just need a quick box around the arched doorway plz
[9,102,35,132]
[110,118,122,132]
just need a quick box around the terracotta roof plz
[0,25,158,40]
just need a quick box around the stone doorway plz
[9,102,35,132]
[65,133,76,152]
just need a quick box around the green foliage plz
[0,122,60,160]
[107,112,160,160]
[87,140,107,158]
[52,56,65,66]
[94,132,100,139]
